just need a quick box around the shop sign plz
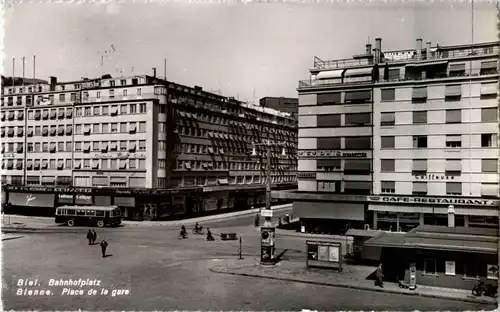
[298,150,368,158]
[413,174,457,181]
[8,192,55,207]
[298,172,316,179]
[94,152,146,159]
[368,195,498,207]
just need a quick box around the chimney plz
[447,205,455,227]
[366,44,372,55]
[152,68,156,78]
[416,39,423,60]
[49,76,57,91]
[374,38,382,63]
[426,42,432,59]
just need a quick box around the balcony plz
[313,45,499,70]
[81,93,163,103]
[299,67,498,89]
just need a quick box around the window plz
[138,159,146,169]
[412,111,427,124]
[424,259,437,275]
[481,159,497,173]
[381,88,395,101]
[93,142,100,151]
[66,142,72,152]
[59,94,65,102]
[102,123,109,133]
[317,159,341,171]
[412,182,427,195]
[344,160,371,175]
[120,104,127,114]
[96,91,101,99]
[120,123,127,133]
[381,159,395,172]
[344,136,371,149]
[84,107,91,116]
[381,181,395,194]
[93,106,100,115]
[102,106,109,115]
[344,113,371,126]
[380,112,395,126]
[387,69,400,81]
[464,262,478,279]
[481,108,497,123]
[445,135,461,148]
[139,103,146,113]
[343,181,371,195]
[317,181,338,192]
[317,137,341,150]
[139,140,146,151]
[481,134,497,147]
[137,88,142,96]
[413,136,427,148]
[344,90,371,104]
[412,87,427,102]
[446,182,462,195]
[139,122,146,133]
[93,124,100,134]
[480,60,498,75]
[120,141,127,151]
[58,142,64,152]
[130,104,137,113]
[111,123,118,133]
[317,114,341,127]
[446,109,461,124]
[75,142,82,151]
[381,136,395,149]
[445,85,461,101]
[317,92,341,105]
[449,63,465,77]
[412,159,427,174]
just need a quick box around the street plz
[2,224,492,311]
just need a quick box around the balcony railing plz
[299,67,498,88]
[313,45,499,70]
[81,93,163,102]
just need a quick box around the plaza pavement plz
[2,231,494,311]
[210,257,497,305]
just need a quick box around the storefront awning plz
[364,225,498,254]
[316,70,344,80]
[293,201,365,221]
[405,60,448,67]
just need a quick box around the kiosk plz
[306,240,342,271]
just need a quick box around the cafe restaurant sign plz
[368,195,499,207]
[94,152,146,159]
[298,150,368,158]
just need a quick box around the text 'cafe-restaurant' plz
[369,195,499,231]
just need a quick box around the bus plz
[55,205,123,227]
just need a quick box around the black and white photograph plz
[1,0,499,310]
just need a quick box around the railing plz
[313,45,499,70]
[81,93,163,102]
[298,67,498,88]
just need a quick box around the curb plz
[2,227,86,234]
[209,268,496,305]
[2,235,24,241]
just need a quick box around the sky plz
[2,1,497,103]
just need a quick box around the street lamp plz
[251,139,286,264]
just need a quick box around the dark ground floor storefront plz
[363,225,499,290]
[2,185,294,221]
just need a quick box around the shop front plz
[364,224,499,290]
[293,201,367,235]
[6,192,56,216]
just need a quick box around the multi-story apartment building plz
[273,38,499,234]
[1,74,298,220]
[260,97,299,118]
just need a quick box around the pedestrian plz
[100,240,108,258]
[92,230,97,245]
[86,230,93,245]
[375,263,384,288]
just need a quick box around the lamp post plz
[251,139,286,264]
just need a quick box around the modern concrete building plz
[260,97,299,118]
[273,37,499,234]
[1,74,298,220]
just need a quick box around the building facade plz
[1,74,298,220]
[273,38,499,234]
[259,97,299,118]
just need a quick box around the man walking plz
[86,230,93,245]
[92,230,97,245]
[100,240,108,258]
[375,263,384,288]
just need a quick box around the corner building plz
[1,75,297,219]
[273,38,499,233]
